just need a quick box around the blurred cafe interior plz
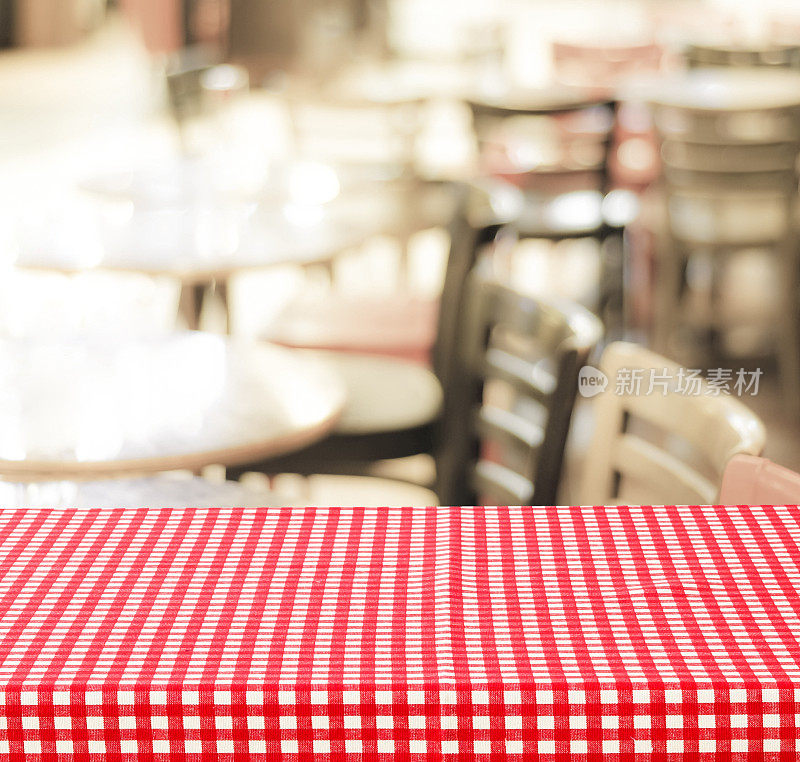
[2,0,800,507]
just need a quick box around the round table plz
[12,156,397,331]
[0,332,346,480]
[0,474,289,508]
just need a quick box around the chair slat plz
[612,433,718,505]
[471,460,535,505]
[484,348,555,404]
[436,267,602,506]
[476,406,545,452]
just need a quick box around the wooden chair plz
[281,88,423,180]
[649,69,800,414]
[437,266,603,505]
[467,90,632,329]
[719,454,800,504]
[551,41,664,192]
[227,181,519,480]
[468,90,617,201]
[251,268,602,507]
[579,342,766,505]
[280,83,448,277]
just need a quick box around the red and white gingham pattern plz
[0,505,798,759]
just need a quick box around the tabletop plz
[0,333,346,479]
[0,504,797,759]
[0,475,287,508]
[12,193,375,285]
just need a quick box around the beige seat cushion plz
[263,293,437,364]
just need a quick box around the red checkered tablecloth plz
[0,505,798,759]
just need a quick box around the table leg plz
[213,278,230,334]
[178,283,206,330]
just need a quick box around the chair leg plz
[178,282,206,330]
[598,228,625,339]
[213,278,230,335]
[777,251,800,417]
[653,236,683,355]
[704,252,725,369]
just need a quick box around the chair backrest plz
[431,180,522,398]
[551,42,665,190]
[467,91,617,196]
[437,266,603,505]
[650,70,800,154]
[280,83,425,173]
[650,70,800,246]
[579,342,766,505]
[552,41,664,89]
[719,454,800,504]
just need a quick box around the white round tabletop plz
[636,68,800,111]
[0,475,289,508]
[466,84,607,115]
[12,195,374,284]
[0,332,346,479]
[77,157,344,207]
